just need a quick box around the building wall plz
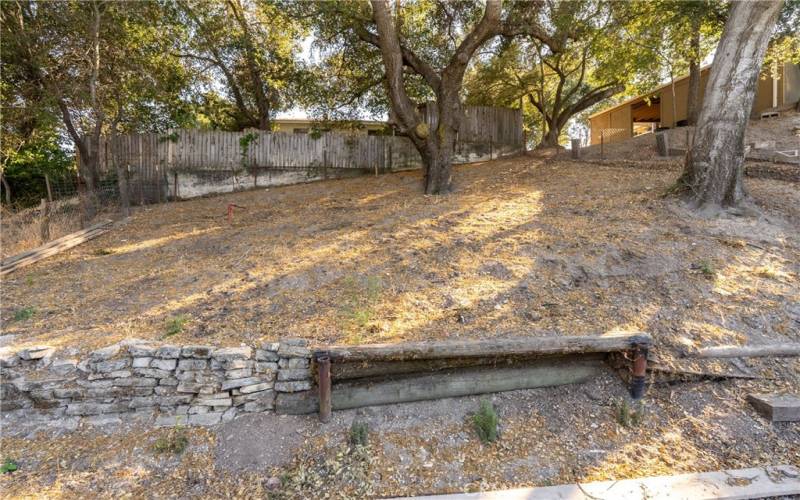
[589,63,800,145]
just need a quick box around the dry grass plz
[0,197,121,259]
[1,156,798,356]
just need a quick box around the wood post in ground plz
[44,174,53,202]
[39,198,50,243]
[656,132,669,157]
[571,139,581,159]
[116,163,130,217]
[600,131,605,160]
[172,171,178,200]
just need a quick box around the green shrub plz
[472,400,499,444]
[164,315,188,337]
[615,398,645,428]
[348,421,369,447]
[153,427,189,454]
[13,307,35,322]
[1,458,18,474]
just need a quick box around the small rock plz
[18,346,55,361]
[89,344,120,361]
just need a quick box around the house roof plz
[588,65,711,120]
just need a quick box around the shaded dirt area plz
[1,370,798,498]
[2,156,798,356]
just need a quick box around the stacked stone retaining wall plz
[0,339,316,428]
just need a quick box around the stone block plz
[181,345,213,358]
[221,377,261,391]
[240,382,273,394]
[255,362,279,375]
[89,344,121,361]
[129,396,159,409]
[189,405,210,414]
[189,412,223,426]
[132,357,153,368]
[279,357,310,369]
[255,349,279,362]
[53,388,84,399]
[177,359,207,370]
[78,379,114,388]
[0,399,29,411]
[262,342,280,352]
[159,377,179,386]
[0,353,19,368]
[195,397,232,407]
[278,339,310,358]
[49,359,78,375]
[155,345,181,359]
[243,400,274,412]
[133,368,172,379]
[113,377,157,387]
[212,347,252,361]
[132,387,154,397]
[92,358,129,373]
[225,368,253,380]
[158,395,194,407]
[66,402,127,416]
[154,386,175,396]
[151,358,177,371]
[274,380,312,393]
[277,368,309,381]
[222,407,237,422]
[18,346,55,361]
[129,344,157,357]
[177,382,203,393]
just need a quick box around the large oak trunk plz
[680,0,782,209]
[686,18,702,126]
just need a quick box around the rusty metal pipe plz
[630,347,648,400]
[317,354,331,423]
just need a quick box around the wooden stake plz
[39,198,50,243]
[44,174,53,202]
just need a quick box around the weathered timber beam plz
[319,332,652,363]
[685,344,800,359]
[277,356,604,415]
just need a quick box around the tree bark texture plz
[681,0,782,209]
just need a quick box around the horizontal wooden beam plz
[277,355,605,415]
[686,344,800,359]
[319,332,651,363]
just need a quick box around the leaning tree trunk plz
[680,0,782,209]
[537,124,561,149]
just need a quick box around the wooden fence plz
[85,105,523,201]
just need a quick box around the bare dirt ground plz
[2,155,798,358]
[1,370,798,498]
[1,156,798,498]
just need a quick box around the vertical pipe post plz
[317,353,331,423]
[630,347,648,400]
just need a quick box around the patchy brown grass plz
[1,157,798,355]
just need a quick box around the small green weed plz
[694,260,715,279]
[348,421,369,447]
[1,458,18,474]
[164,315,188,337]
[92,248,114,256]
[153,427,189,454]
[25,275,34,286]
[13,307,35,322]
[339,275,384,339]
[615,398,645,428]
[472,399,499,444]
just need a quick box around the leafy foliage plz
[472,399,499,444]
[153,427,189,454]
[164,315,189,337]
[1,458,18,474]
[13,307,36,322]
[348,421,369,447]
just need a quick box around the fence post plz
[117,163,130,217]
[173,171,178,200]
[39,198,50,243]
[571,139,581,159]
[600,131,605,160]
[45,174,53,202]
[656,132,669,157]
